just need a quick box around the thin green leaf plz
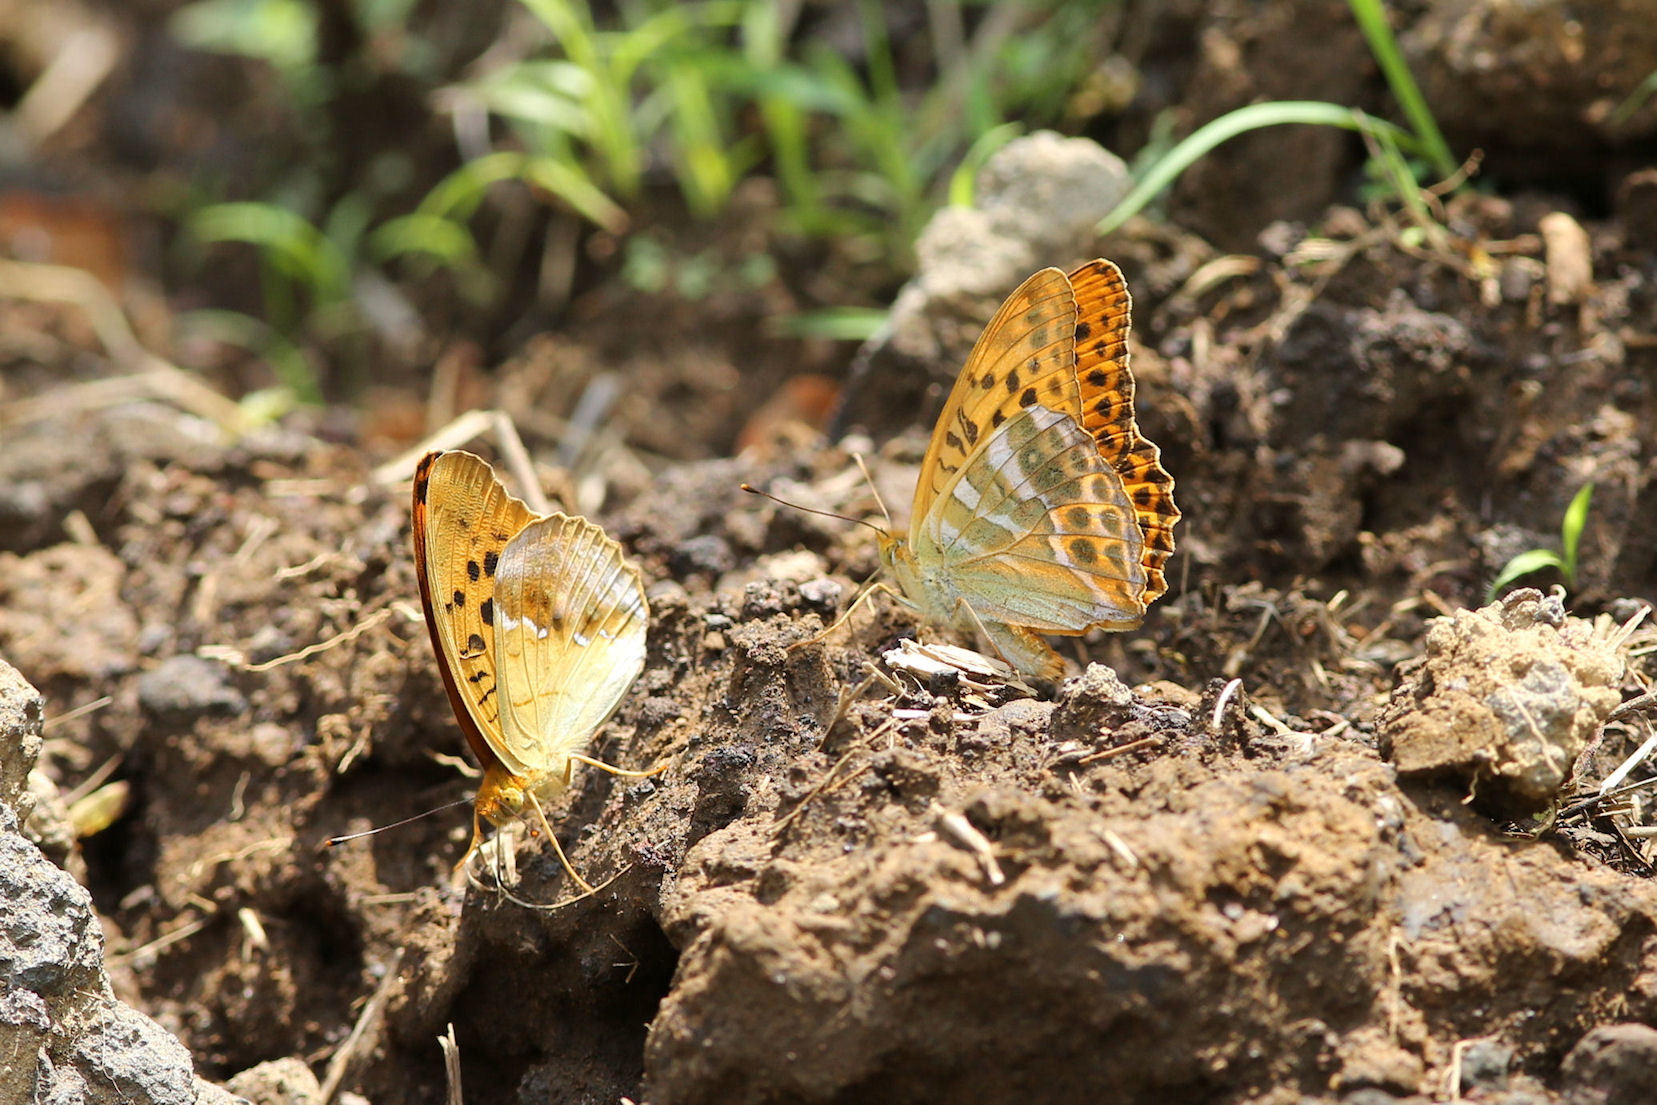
[366,214,479,266]
[1560,481,1595,582]
[948,122,1022,207]
[188,202,351,303]
[775,306,888,341]
[1346,0,1457,180]
[1097,102,1418,236]
[180,307,321,405]
[521,156,629,232]
[416,152,531,220]
[1610,71,1657,126]
[1490,548,1568,598]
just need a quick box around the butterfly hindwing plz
[412,450,537,769]
[1066,259,1179,604]
[917,405,1148,633]
[912,268,1082,528]
[491,513,648,779]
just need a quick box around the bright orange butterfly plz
[867,258,1179,680]
[411,449,651,887]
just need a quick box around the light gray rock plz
[0,658,42,823]
[891,132,1131,368]
[833,132,1132,436]
[0,656,246,1105]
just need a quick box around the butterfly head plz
[876,528,933,605]
[474,761,569,827]
[875,528,905,570]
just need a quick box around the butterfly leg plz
[568,752,671,778]
[952,596,1066,683]
[524,790,597,895]
[787,579,903,654]
[451,808,490,879]
[980,622,1066,683]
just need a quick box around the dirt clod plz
[1559,1024,1657,1105]
[1380,589,1624,818]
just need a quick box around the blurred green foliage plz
[172,0,1112,393]
[169,0,1462,399]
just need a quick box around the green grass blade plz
[366,213,478,265]
[416,152,529,220]
[1096,101,1418,236]
[1610,70,1657,126]
[1346,0,1457,180]
[1489,548,1568,599]
[1560,482,1595,583]
[948,121,1022,207]
[188,201,351,303]
[180,307,321,405]
[521,156,629,231]
[775,306,889,341]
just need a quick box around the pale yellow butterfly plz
[870,258,1179,681]
[411,449,651,888]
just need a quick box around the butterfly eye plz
[497,784,526,815]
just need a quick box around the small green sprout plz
[1490,482,1596,598]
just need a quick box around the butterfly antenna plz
[325,797,474,847]
[740,483,887,535]
[850,453,893,531]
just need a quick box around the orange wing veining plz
[411,450,536,772]
[1065,259,1180,605]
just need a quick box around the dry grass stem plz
[319,947,405,1105]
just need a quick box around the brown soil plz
[6,3,1657,1105]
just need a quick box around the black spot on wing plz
[1086,369,1109,386]
[991,411,1007,428]
[483,550,500,576]
[452,590,465,607]
[1006,367,1021,392]
[1020,388,1037,408]
[465,633,486,655]
[467,560,480,581]
[480,598,494,627]
[945,430,964,452]
[1075,322,1092,341]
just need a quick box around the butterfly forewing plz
[491,514,648,779]
[911,268,1082,532]
[412,450,538,769]
[1065,259,1180,604]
